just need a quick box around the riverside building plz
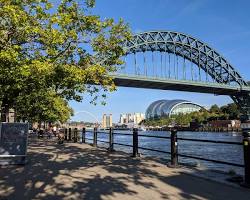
[146,99,204,119]
[102,114,113,128]
[119,113,145,125]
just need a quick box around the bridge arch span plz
[73,110,99,124]
[123,31,247,87]
[120,31,249,118]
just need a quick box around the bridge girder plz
[123,31,250,119]
[124,31,247,87]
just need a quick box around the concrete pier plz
[1,140,250,200]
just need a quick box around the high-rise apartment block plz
[102,114,113,128]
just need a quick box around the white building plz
[134,113,145,124]
[119,113,145,125]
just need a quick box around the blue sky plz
[70,0,250,123]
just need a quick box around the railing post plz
[82,128,86,143]
[241,120,250,187]
[132,128,139,157]
[73,128,78,142]
[93,127,97,147]
[108,127,114,152]
[170,129,178,167]
[68,128,72,141]
[64,128,68,141]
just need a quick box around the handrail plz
[138,134,171,139]
[113,132,132,136]
[97,131,109,134]
[138,146,171,154]
[113,142,133,148]
[177,137,242,145]
[177,153,244,167]
[80,129,244,168]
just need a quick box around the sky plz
[70,0,250,123]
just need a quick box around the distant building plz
[146,99,204,119]
[120,114,127,124]
[208,120,241,129]
[0,108,15,122]
[102,114,113,128]
[134,113,145,124]
[8,109,15,123]
[119,113,145,125]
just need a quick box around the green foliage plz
[209,104,221,113]
[16,90,73,123]
[221,103,241,120]
[0,0,131,122]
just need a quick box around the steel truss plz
[123,31,250,119]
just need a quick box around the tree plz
[209,104,221,114]
[221,103,241,120]
[0,0,131,122]
[15,89,73,123]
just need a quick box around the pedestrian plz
[47,128,52,139]
[58,129,64,144]
[53,126,57,137]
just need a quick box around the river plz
[85,130,244,175]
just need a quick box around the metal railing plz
[63,127,250,186]
[83,128,243,165]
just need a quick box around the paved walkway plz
[1,140,250,200]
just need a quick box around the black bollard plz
[68,128,72,141]
[74,128,78,142]
[64,128,68,141]
[169,129,178,167]
[108,127,114,152]
[82,128,86,143]
[242,120,250,187]
[93,127,97,147]
[132,128,139,157]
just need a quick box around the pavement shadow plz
[0,140,250,200]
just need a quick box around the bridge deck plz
[1,140,250,200]
[113,74,250,96]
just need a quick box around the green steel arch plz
[124,31,247,86]
[123,31,250,119]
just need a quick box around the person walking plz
[53,126,57,137]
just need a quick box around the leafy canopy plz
[0,0,131,122]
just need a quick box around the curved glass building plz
[145,99,203,119]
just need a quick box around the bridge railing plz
[63,127,249,186]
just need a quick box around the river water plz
[85,130,244,175]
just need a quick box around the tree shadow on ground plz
[0,140,250,200]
